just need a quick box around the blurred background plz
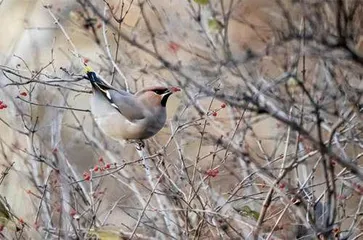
[0,0,363,239]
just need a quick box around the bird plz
[84,66,180,145]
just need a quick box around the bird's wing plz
[106,89,146,121]
[86,70,146,121]
[86,71,116,90]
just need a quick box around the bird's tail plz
[84,66,101,84]
[84,66,113,90]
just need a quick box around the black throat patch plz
[161,93,172,107]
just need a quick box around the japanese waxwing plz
[84,67,180,142]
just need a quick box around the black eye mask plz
[153,89,169,95]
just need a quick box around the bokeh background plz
[0,0,363,239]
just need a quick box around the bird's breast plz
[92,110,167,141]
[90,93,167,141]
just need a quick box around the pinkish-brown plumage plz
[87,70,181,141]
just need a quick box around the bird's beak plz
[160,87,180,107]
[169,87,181,93]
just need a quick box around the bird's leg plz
[135,140,145,151]
[133,140,150,171]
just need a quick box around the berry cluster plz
[0,101,7,110]
[83,157,115,181]
[206,168,219,178]
[210,103,227,117]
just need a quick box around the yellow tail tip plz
[84,66,93,73]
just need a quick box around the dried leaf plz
[208,18,223,31]
[86,229,120,240]
[287,77,298,87]
[194,0,209,5]
[239,206,260,221]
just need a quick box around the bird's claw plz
[142,163,149,170]
[135,140,145,150]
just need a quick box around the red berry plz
[98,157,104,163]
[279,182,286,189]
[19,218,25,225]
[83,171,91,181]
[20,91,27,96]
[168,41,180,53]
[212,111,217,117]
[206,168,219,177]
[336,194,346,200]
[105,163,111,169]
[221,103,226,108]
[94,165,99,172]
[70,208,77,217]
[56,206,61,213]
[2,104,7,109]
